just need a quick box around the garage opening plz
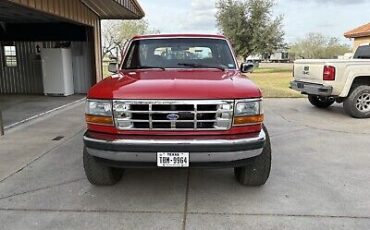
[0,1,96,129]
[0,2,96,95]
[0,0,145,133]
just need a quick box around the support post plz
[0,109,4,136]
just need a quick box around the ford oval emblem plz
[166,113,180,120]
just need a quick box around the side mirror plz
[108,62,118,74]
[240,63,255,73]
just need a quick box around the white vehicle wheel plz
[344,85,370,118]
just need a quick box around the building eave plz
[344,22,370,39]
[344,32,370,39]
[80,0,144,20]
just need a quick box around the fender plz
[340,74,370,97]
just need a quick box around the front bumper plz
[83,130,266,168]
[290,80,333,96]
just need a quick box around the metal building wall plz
[0,41,93,94]
[353,37,370,51]
[0,42,44,94]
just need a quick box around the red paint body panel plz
[132,34,226,40]
[87,34,263,136]
[88,70,261,100]
[87,123,262,136]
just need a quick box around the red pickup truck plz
[83,34,271,186]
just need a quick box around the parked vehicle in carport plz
[291,44,370,118]
[83,34,271,186]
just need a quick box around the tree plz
[290,33,351,59]
[102,19,159,59]
[216,0,285,59]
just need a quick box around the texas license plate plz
[157,152,189,167]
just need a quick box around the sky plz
[138,0,370,44]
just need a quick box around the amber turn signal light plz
[85,115,113,126]
[233,114,264,125]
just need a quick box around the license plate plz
[157,152,189,167]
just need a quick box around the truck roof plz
[132,34,226,40]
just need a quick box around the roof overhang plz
[0,1,65,23]
[81,0,145,19]
[344,22,370,39]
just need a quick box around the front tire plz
[343,85,370,118]
[83,147,124,186]
[234,126,271,186]
[308,95,335,108]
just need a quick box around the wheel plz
[83,147,124,186]
[343,85,370,118]
[234,126,271,186]
[308,95,335,108]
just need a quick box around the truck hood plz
[88,69,261,100]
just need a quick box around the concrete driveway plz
[0,99,369,229]
[0,94,85,129]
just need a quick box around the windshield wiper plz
[177,63,226,71]
[134,66,166,70]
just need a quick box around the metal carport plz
[0,0,144,134]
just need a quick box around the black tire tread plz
[343,85,370,118]
[83,147,124,186]
[308,95,335,108]
[234,126,271,186]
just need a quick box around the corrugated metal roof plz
[81,0,145,19]
[344,23,370,38]
[0,1,62,23]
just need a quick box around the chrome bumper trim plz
[83,130,265,146]
[290,81,333,96]
[86,148,263,162]
[84,130,266,163]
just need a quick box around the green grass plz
[253,67,292,74]
[248,71,305,98]
[102,62,110,78]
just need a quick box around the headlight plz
[233,99,264,126]
[234,99,262,116]
[86,100,112,116]
[85,100,113,126]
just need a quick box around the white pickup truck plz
[291,44,370,118]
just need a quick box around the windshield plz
[122,38,237,70]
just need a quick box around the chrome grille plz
[113,100,234,131]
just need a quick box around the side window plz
[4,45,17,67]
